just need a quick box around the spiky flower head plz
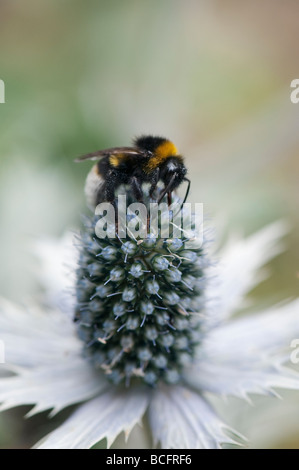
[74,192,205,387]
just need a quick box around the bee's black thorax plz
[134,135,168,153]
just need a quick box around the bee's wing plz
[74,147,147,162]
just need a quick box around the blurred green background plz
[0,0,298,448]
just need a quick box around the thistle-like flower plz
[74,194,205,388]
[0,186,299,449]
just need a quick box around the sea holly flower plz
[74,196,205,388]
[0,190,298,448]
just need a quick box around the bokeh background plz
[0,0,298,448]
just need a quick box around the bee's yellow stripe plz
[157,141,178,159]
[145,141,178,172]
[109,155,121,167]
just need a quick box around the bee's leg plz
[130,177,150,234]
[149,168,160,199]
[103,178,118,234]
[167,192,172,207]
[157,173,177,205]
[130,176,144,203]
[147,169,160,233]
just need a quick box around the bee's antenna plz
[173,178,191,218]
[181,177,191,207]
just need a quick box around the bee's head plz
[136,135,187,191]
[160,157,187,191]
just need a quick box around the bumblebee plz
[75,135,190,209]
